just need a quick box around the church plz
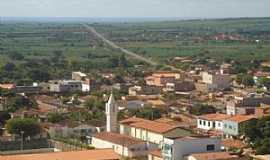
[92,93,158,158]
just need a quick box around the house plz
[147,99,166,108]
[164,81,195,93]
[226,96,270,115]
[197,114,231,131]
[119,117,196,145]
[201,72,231,92]
[145,72,180,87]
[0,149,120,160]
[49,80,82,93]
[129,86,162,96]
[15,85,42,94]
[72,71,87,81]
[92,132,158,158]
[255,104,270,118]
[0,83,16,90]
[161,136,221,160]
[187,152,238,160]
[220,63,232,75]
[222,115,256,137]
[118,100,146,110]
[221,139,245,151]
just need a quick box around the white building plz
[197,113,231,131]
[106,93,118,133]
[92,132,158,158]
[161,136,221,160]
[120,117,195,145]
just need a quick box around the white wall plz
[82,84,90,92]
[162,137,221,160]
[197,119,224,131]
[92,137,157,157]
[130,127,164,145]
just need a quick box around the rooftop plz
[149,150,162,158]
[222,139,246,149]
[0,149,120,160]
[120,117,179,134]
[0,84,15,89]
[198,113,231,121]
[189,152,238,160]
[225,115,255,123]
[94,132,145,147]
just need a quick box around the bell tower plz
[106,92,118,132]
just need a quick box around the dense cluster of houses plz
[1,60,270,160]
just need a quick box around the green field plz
[92,18,270,63]
[1,18,270,83]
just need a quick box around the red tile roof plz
[222,139,246,149]
[198,114,231,121]
[120,117,180,134]
[149,150,162,158]
[0,149,120,160]
[94,132,145,147]
[226,115,256,123]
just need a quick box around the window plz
[208,122,211,127]
[206,144,215,151]
[199,120,202,125]
[203,121,206,125]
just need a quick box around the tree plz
[8,52,24,60]
[128,106,162,120]
[190,104,216,116]
[47,113,64,123]
[119,53,128,68]
[244,116,270,154]
[258,77,270,89]
[0,111,11,125]
[2,62,16,72]
[5,95,37,112]
[6,118,41,138]
[0,88,15,97]
[236,74,254,86]
[255,139,270,155]
[28,68,51,82]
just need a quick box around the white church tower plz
[106,92,118,132]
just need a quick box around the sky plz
[0,0,269,18]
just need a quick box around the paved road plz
[83,24,182,72]
[83,24,157,66]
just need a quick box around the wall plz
[222,120,238,136]
[170,137,221,160]
[92,137,156,157]
[130,127,164,145]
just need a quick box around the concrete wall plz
[162,137,221,160]
[197,119,224,131]
[129,127,164,145]
[92,137,157,157]
[222,120,239,136]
